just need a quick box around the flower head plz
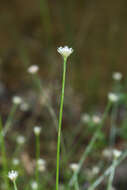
[8,170,18,181]
[27,65,39,74]
[37,158,46,172]
[69,163,79,172]
[57,46,73,59]
[112,72,122,81]
[12,96,22,105]
[16,135,25,145]
[12,158,20,166]
[92,115,101,124]
[108,92,119,102]
[31,181,38,190]
[113,149,122,159]
[34,126,41,136]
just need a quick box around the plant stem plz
[56,58,67,190]
[13,181,18,190]
[107,159,116,190]
[35,134,40,184]
[0,117,10,190]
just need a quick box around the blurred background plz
[1,0,127,189]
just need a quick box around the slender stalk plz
[35,134,40,184]
[107,159,116,190]
[3,103,18,136]
[74,176,79,190]
[109,103,118,146]
[56,58,67,190]
[69,101,112,187]
[0,117,10,189]
[13,181,18,190]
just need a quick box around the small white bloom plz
[37,158,46,172]
[112,72,122,81]
[20,102,29,111]
[108,93,119,102]
[12,158,20,166]
[27,65,39,74]
[92,115,101,124]
[69,163,79,172]
[16,135,25,145]
[31,181,38,190]
[102,148,113,159]
[12,96,22,105]
[81,113,91,123]
[91,166,100,175]
[113,149,122,159]
[8,170,18,181]
[57,46,73,59]
[34,126,41,135]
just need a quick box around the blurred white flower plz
[12,158,20,166]
[81,113,91,123]
[12,96,22,105]
[108,93,119,102]
[92,115,101,124]
[69,163,79,172]
[16,135,25,145]
[102,148,113,159]
[113,149,122,159]
[91,166,100,175]
[27,65,39,74]
[20,102,29,111]
[57,46,73,59]
[112,72,122,81]
[31,181,38,190]
[34,126,41,136]
[37,158,46,172]
[8,170,18,181]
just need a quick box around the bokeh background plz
[1,0,127,189]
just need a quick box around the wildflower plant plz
[8,170,18,190]
[56,46,73,190]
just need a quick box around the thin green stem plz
[35,134,40,184]
[107,159,116,190]
[0,117,10,189]
[56,58,67,190]
[13,181,18,190]
[3,103,18,136]
[109,103,118,146]
[74,175,79,190]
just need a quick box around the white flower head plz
[37,158,46,172]
[81,113,91,123]
[31,181,38,190]
[91,166,100,175]
[8,170,18,181]
[92,115,101,124]
[57,46,73,59]
[20,102,29,111]
[12,158,20,166]
[113,149,122,159]
[102,148,113,159]
[27,65,39,74]
[112,72,122,81]
[69,163,79,172]
[12,96,22,105]
[34,126,41,136]
[16,135,25,145]
[108,92,119,102]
